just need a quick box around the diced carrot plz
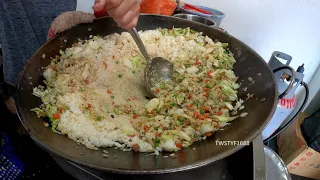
[175,143,183,148]
[203,88,210,92]
[59,107,63,113]
[195,61,202,65]
[205,56,209,59]
[107,90,112,94]
[188,94,193,99]
[154,88,160,94]
[207,71,211,77]
[87,104,92,108]
[133,114,137,119]
[205,79,209,83]
[144,125,150,131]
[112,55,115,59]
[132,144,139,152]
[194,111,199,117]
[203,93,209,98]
[112,101,115,105]
[203,107,209,112]
[85,79,89,84]
[53,113,60,119]
[205,132,212,137]
[217,111,223,116]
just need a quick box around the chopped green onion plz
[115,61,119,64]
[132,70,136,74]
[156,108,161,113]
[154,126,159,130]
[172,93,178,97]
[171,102,177,106]
[200,109,205,114]
[133,110,136,114]
[97,116,102,121]
[111,95,115,99]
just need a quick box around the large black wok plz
[16,15,278,174]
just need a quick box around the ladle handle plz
[128,28,150,62]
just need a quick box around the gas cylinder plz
[262,51,305,140]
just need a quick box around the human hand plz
[93,0,140,30]
[48,11,95,40]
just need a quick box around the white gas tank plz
[262,51,304,140]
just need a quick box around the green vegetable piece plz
[155,137,161,143]
[154,142,160,147]
[160,83,165,89]
[131,56,141,68]
[111,95,115,99]
[59,50,64,56]
[97,116,102,121]
[154,126,159,130]
[179,116,185,122]
[115,61,119,64]
[206,84,213,89]
[200,109,205,114]
[194,101,201,107]
[114,108,119,115]
[171,102,177,106]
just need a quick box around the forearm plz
[47,11,97,40]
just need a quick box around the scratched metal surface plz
[53,144,253,180]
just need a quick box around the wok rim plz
[16,14,278,174]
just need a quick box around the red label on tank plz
[279,95,296,109]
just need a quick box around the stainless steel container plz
[264,146,292,180]
[178,5,225,27]
[173,14,218,29]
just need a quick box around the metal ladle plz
[128,28,174,97]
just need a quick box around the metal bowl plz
[173,14,218,29]
[178,5,226,26]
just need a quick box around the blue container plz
[179,5,225,27]
[0,132,24,180]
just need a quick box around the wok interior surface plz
[16,15,277,173]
